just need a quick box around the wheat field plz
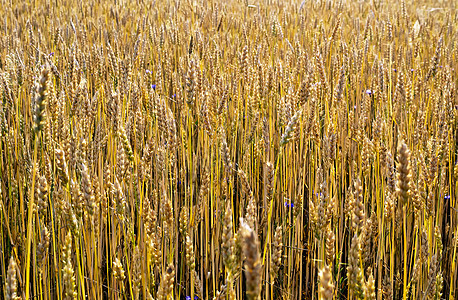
[0,0,457,299]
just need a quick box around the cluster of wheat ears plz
[0,0,457,299]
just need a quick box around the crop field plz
[0,0,457,299]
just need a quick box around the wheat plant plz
[0,0,457,299]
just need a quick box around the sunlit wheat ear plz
[185,235,196,269]
[280,108,302,146]
[62,232,77,300]
[157,264,175,300]
[382,276,393,300]
[352,178,365,231]
[55,148,68,180]
[80,163,95,216]
[265,161,274,200]
[386,152,396,194]
[193,270,203,299]
[271,225,283,281]
[245,194,257,230]
[34,67,50,133]
[220,133,232,174]
[113,177,126,216]
[131,245,142,298]
[298,77,310,108]
[238,169,252,196]
[6,256,18,300]
[361,136,374,176]
[70,178,84,218]
[396,141,411,204]
[364,268,376,300]
[347,234,364,299]
[241,45,249,84]
[424,254,439,299]
[37,225,50,265]
[434,226,443,258]
[213,282,228,300]
[411,255,422,283]
[179,207,189,236]
[119,126,134,162]
[186,59,196,106]
[196,169,210,223]
[425,36,443,82]
[325,224,335,265]
[222,202,235,271]
[146,232,162,269]
[421,229,429,263]
[240,219,261,300]
[36,174,48,217]
[318,264,334,300]
[360,218,373,268]
[334,65,346,102]
[113,257,126,281]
